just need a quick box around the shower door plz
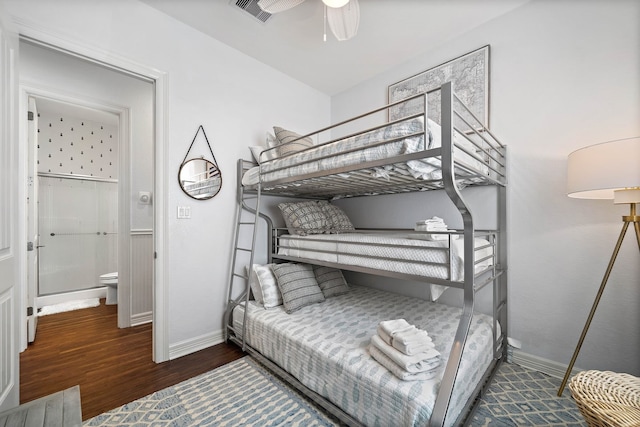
[38,175,117,296]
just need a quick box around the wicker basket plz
[569,370,640,427]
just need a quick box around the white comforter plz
[278,232,494,301]
[242,118,485,187]
[233,285,498,427]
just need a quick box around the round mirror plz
[178,158,222,200]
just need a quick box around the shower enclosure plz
[38,175,117,296]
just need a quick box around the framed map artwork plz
[388,45,489,125]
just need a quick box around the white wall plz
[332,0,640,375]
[4,0,330,357]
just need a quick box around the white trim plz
[510,348,583,380]
[36,287,106,308]
[131,311,152,326]
[169,330,225,361]
[12,18,169,362]
[153,70,169,363]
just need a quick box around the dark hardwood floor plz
[20,299,244,421]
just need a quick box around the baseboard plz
[131,311,152,326]
[510,348,582,380]
[36,287,107,307]
[168,329,225,360]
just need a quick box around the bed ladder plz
[224,160,272,344]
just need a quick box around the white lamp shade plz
[327,0,359,41]
[567,137,640,201]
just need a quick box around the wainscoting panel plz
[0,289,13,405]
[131,230,152,325]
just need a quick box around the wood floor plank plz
[20,299,244,420]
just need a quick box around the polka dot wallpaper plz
[38,110,119,180]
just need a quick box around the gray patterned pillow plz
[248,264,282,308]
[320,203,355,233]
[278,201,327,235]
[313,265,349,298]
[273,126,313,157]
[272,263,325,314]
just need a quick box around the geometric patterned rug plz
[470,362,586,426]
[83,357,338,426]
[84,356,586,426]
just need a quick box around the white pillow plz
[248,264,282,308]
[249,133,279,164]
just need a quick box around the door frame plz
[15,28,169,362]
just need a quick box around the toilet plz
[100,272,118,305]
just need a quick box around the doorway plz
[27,96,125,341]
[20,40,155,343]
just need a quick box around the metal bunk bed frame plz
[224,82,508,427]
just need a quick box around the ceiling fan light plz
[322,0,349,8]
[327,0,359,40]
[257,0,306,14]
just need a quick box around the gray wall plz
[331,0,640,375]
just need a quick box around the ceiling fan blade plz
[257,0,306,14]
[327,0,359,41]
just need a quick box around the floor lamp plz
[557,137,640,396]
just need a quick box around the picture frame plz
[388,45,489,126]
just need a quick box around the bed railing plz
[246,82,505,200]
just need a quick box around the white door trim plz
[14,19,169,362]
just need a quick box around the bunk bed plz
[224,82,507,427]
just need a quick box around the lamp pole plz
[558,202,640,396]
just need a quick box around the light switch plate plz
[177,206,191,219]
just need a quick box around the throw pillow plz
[320,203,355,233]
[248,264,282,309]
[273,126,313,157]
[313,265,349,298]
[271,263,325,314]
[278,201,327,235]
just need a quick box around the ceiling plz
[141,0,529,96]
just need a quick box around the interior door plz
[0,6,20,412]
[26,96,38,343]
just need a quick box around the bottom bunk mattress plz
[232,285,498,427]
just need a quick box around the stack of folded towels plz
[415,216,449,240]
[369,319,441,381]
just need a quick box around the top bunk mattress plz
[242,117,493,197]
[232,285,498,427]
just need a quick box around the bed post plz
[430,82,476,427]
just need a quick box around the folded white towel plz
[371,335,439,373]
[416,216,446,225]
[377,319,413,346]
[369,344,439,381]
[392,328,435,355]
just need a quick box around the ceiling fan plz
[257,0,360,41]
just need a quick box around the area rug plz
[37,298,101,316]
[83,357,338,426]
[470,362,585,426]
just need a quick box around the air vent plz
[233,0,272,23]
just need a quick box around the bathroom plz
[35,98,120,311]
[22,40,155,335]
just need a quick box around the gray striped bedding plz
[233,285,497,426]
[242,117,487,188]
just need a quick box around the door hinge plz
[27,241,34,251]
[27,306,33,316]
[28,111,34,121]
[154,251,157,259]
